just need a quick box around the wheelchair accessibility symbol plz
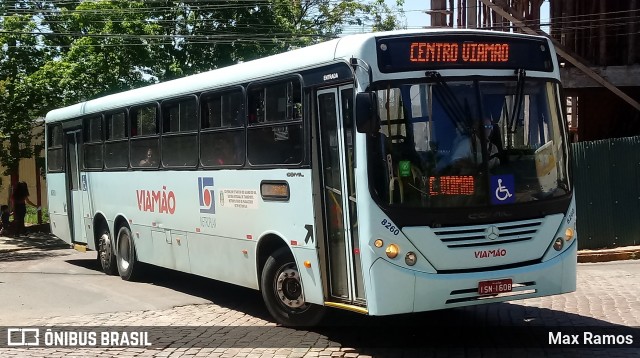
[490,175,515,205]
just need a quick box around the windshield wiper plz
[426,71,471,134]
[507,68,526,148]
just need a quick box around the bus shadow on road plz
[64,258,272,320]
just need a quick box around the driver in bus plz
[450,117,500,172]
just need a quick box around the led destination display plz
[409,42,510,63]
[376,34,553,72]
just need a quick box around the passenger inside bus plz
[213,137,236,165]
[139,147,158,166]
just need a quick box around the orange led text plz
[410,42,510,63]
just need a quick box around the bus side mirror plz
[355,92,379,134]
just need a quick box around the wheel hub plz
[276,268,305,308]
[99,233,111,263]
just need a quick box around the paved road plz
[0,234,638,357]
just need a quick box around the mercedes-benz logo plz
[485,225,500,240]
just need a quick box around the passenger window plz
[131,104,158,137]
[202,90,244,129]
[247,124,303,165]
[200,88,245,168]
[130,104,159,169]
[163,97,198,133]
[106,112,127,140]
[162,97,198,167]
[104,111,129,169]
[248,80,302,124]
[47,124,64,172]
[247,78,303,165]
[131,138,159,168]
[83,116,103,169]
[200,131,244,167]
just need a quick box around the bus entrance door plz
[64,130,89,245]
[317,86,365,306]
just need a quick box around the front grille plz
[432,219,543,249]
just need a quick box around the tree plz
[0,9,48,191]
[34,0,404,90]
[34,0,156,105]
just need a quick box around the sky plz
[393,0,551,31]
[396,0,430,29]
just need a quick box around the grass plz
[25,205,49,225]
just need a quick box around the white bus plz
[45,29,576,326]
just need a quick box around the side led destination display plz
[376,34,553,72]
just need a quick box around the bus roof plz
[45,29,548,123]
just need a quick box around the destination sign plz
[409,42,510,63]
[377,34,553,72]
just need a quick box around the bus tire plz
[116,226,139,281]
[260,248,325,326]
[97,227,117,275]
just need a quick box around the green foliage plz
[25,205,48,225]
[0,11,47,175]
[0,0,405,180]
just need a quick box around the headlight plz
[385,244,399,259]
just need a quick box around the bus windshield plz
[369,78,570,209]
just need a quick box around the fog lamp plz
[553,237,564,251]
[405,251,417,266]
[385,244,399,259]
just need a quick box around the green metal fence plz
[572,136,640,249]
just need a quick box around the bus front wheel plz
[116,226,139,281]
[97,227,117,275]
[260,248,325,326]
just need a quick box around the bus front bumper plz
[366,239,577,316]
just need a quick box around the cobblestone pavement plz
[0,234,638,357]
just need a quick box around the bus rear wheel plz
[260,248,325,326]
[116,226,139,281]
[97,227,117,275]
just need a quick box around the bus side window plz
[200,131,244,166]
[161,96,198,168]
[47,124,65,172]
[200,88,245,167]
[130,104,160,169]
[104,111,129,169]
[82,115,104,170]
[247,78,303,166]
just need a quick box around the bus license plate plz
[478,279,512,295]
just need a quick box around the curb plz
[577,248,640,263]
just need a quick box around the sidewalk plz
[1,226,638,263]
[577,245,640,263]
[0,225,70,253]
